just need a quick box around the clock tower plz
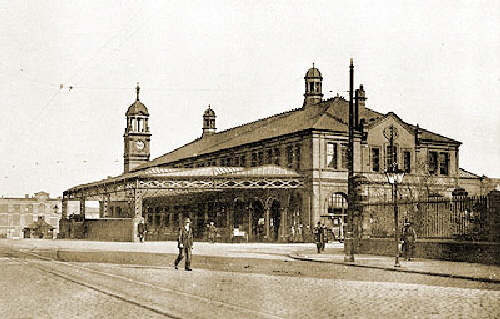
[123,83,152,173]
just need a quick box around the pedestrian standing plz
[137,220,145,243]
[207,221,216,243]
[174,217,194,271]
[314,222,325,253]
[401,222,416,261]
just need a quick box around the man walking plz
[207,221,216,243]
[174,217,194,271]
[314,222,325,253]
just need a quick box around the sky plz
[1,0,499,198]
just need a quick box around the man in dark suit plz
[174,217,194,271]
[314,222,325,253]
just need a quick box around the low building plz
[23,216,55,239]
[0,192,62,239]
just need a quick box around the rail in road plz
[7,248,287,319]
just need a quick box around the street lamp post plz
[345,58,355,262]
[384,125,405,267]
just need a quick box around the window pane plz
[403,151,411,173]
[326,142,338,169]
[341,144,348,169]
[439,152,449,175]
[428,151,438,175]
[372,148,380,172]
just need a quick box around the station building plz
[59,63,499,242]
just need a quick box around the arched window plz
[327,193,347,214]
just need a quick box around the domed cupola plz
[126,85,149,117]
[202,104,216,137]
[303,64,323,108]
[123,83,152,173]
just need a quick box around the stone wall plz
[84,218,134,242]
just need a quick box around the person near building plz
[137,220,146,243]
[314,222,325,253]
[322,223,329,244]
[174,217,194,271]
[207,221,216,243]
[401,222,416,261]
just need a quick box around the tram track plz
[8,248,287,319]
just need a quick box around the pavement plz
[288,245,500,284]
[2,239,500,284]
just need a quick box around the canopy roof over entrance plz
[65,165,303,199]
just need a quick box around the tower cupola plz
[303,64,323,107]
[123,83,152,173]
[202,104,216,137]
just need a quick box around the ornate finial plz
[313,62,315,69]
[350,58,353,66]
[208,104,211,109]
[136,82,140,101]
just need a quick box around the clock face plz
[135,140,145,150]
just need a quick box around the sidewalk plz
[3,239,499,284]
[288,246,500,283]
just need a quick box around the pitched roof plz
[136,102,345,170]
[135,97,459,171]
[366,111,460,144]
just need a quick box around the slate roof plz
[134,97,459,171]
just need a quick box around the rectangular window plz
[341,143,348,169]
[327,142,338,169]
[372,148,380,172]
[257,151,264,166]
[251,152,258,167]
[403,151,411,173]
[439,152,449,176]
[266,149,273,165]
[273,148,280,166]
[428,151,438,176]
[240,155,246,167]
[294,144,301,170]
[287,145,294,168]
[220,158,225,167]
[386,145,398,170]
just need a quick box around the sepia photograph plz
[1,1,499,318]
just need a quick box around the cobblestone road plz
[85,261,500,319]
[2,241,499,319]
[3,255,499,319]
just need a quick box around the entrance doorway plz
[251,200,264,241]
[269,199,281,241]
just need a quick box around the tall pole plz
[394,177,401,267]
[345,58,355,262]
[391,134,401,267]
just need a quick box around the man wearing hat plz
[174,217,194,271]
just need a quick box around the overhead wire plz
[4,5,161,184]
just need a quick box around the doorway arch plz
[268,198,281,241]
[251,199,264,241]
